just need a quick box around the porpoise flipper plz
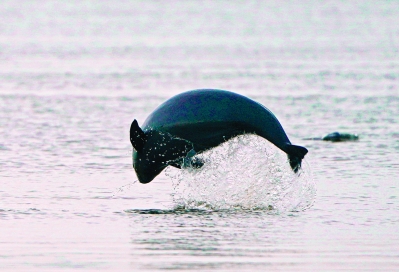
[183,149,204,168]
[187,157,204,168]
[169,149,205,169]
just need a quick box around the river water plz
[1,1,399,271]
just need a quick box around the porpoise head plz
[130,120,193,184]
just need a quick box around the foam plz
[165,134,315,213]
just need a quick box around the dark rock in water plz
[303,132,359,142]
[322,132,359,142]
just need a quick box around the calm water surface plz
[1,1,399,271]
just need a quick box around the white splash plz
[165,135,315,213]
[113,179,137,198]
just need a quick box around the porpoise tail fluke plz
[286,145,308,173]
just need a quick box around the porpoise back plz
[143,89,291,153]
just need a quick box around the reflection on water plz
[127,207,301,270]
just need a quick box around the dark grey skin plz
[303,132,359,142]
[130,89,308,184]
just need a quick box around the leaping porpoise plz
[130,89,308,184]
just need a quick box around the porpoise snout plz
[134,165,166,184]
[136,172,157,184]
